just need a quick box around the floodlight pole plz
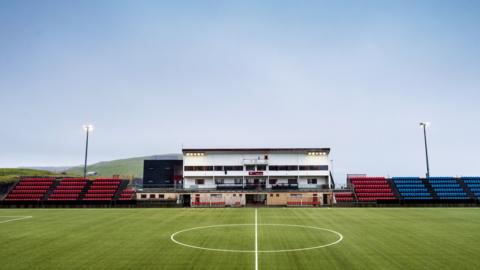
[420,123,430,178]
[83,126,90,178]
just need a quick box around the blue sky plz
[1,1,480,182]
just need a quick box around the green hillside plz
[65,154,180,178]
[0,168,58,183]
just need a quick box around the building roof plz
[182,148,330,154]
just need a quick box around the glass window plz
[288,179,298,185]
[159,194,165,199]
[224,166,243,171]
[234,178,243,185]
[149,194,156,199]
[299,165,329,171]
[195,179,205,185]
[257,165,266,171]
[269,165,298,171]
[269,179,277,185]
[215,179,224,185]
[214,166,223,171]
[141,194,147,199]
[308,179,317,184]
[246,165,255,171]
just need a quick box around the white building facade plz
[182,148,332,191]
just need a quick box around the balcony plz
[271,184,299,190]
[243,159,268,165]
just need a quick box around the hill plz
[65,154,181,178]
[0,168,59,183]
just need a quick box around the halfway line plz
[255,208,258,270]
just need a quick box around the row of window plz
[184,165,328,171]
[140,194,165,199]
[195,178,318,185]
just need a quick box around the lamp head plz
[419,122,430,127]
[83,124,94,132]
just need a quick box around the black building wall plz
[143,160,183,188]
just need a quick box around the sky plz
[1,0,480,183]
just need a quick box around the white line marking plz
[170,223,343,253]
[255,209,258,270]
[0,216,33,224]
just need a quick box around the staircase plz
[0,182,17,200]
[422,178,437,199]
[113,180,129,200]
[387,178,401,199]
[79,181,93,200]
[43,180,60,201]
[457,178,476,200]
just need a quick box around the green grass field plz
[1,208,480,270]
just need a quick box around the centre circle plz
[170,224,343,253]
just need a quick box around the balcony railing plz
[243,159,268,165]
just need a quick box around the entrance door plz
[323,194,329,205]
[195,194,200,205]
[246,194,266,205]
[254,179,260,190]
[313,194,319,206]
[182,194,191,207]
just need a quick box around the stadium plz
[1,146,480,270]
[2,1,480,270]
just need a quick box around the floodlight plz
[83,124,94,132]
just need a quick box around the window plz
[269,165,298,171]
[224,166,243,171]
[141,194,147,199]
[159,194,165,199]
[214,166,223,171]
[184,166,214,171]
[299,165,329,171]
[245,165,255,171]
[195,179,205,185]
[234,178,243,185]
[276,194,280,197]
[149,194,156,199]
[270,194,273,197]
[269,179,277,185]
[308,179,317,184]
[257,165,266,171]
[211,194,222,198]
[215,179,224,185]
[290,194,302,198]
[288,179,298,185]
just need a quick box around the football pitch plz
[1,208,480,270]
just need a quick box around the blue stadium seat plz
[392,177,433,200]
[427,177,469,200]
